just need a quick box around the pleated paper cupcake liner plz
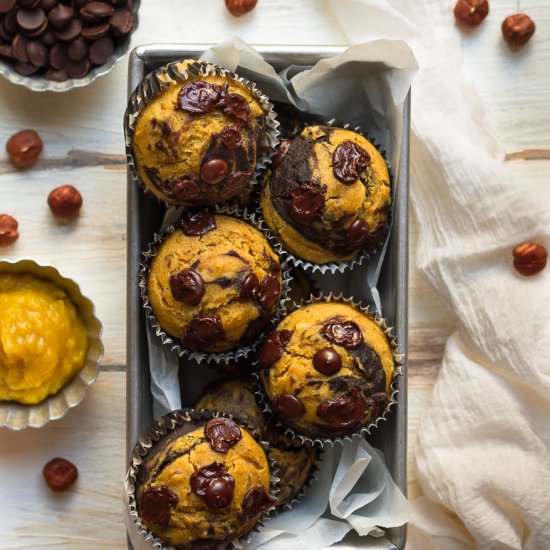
[124,58,280,208]
[252,293,405,448]
[0,259,103,430]
[257,120,394,275]
[125,407,280,550]
[139,203,292,365]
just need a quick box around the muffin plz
[135,415,275,549]
[261,125,391,265]
[0,273,88,405]
[146,213,283,353]
[258,302,395,439]
[197,378,318,507]
[131,61,269,206]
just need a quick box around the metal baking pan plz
[126,43,409,550]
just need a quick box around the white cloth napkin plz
[327,0,550,548]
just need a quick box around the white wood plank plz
[0,372,127,549]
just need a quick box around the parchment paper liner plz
[0,1,140,93]
[252,293,405,447]
[124,58,280,207]
[257,120,393,275]
[124,407,280,549]
[0,259,103,430]
[139,203,292,365]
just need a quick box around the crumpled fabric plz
[326,0,550,548]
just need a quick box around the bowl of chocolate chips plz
[0,0,139,91]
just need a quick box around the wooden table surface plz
[0,1,548,548]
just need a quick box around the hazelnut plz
[454,0,489,27]
[502,14,535,47]
[0,214,19,247]
[47,185,83,217]
[513,242,547,277]
[6,129,43,169]
[225,0,257,17]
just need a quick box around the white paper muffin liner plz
[0,259,103,430]
[252,293,405,447]
[125,407,280,550]
[257,120,393,275]
[124,58,280,208]
[139,203,292,365]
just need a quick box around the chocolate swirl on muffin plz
[261,125,391,265]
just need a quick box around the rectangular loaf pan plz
[126,43,410,550]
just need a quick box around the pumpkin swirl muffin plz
[259,302,395,439]
[261,125,391,264]
[131,62,269,206]
[197,378,318,507]
[146,213,283,353]
[135,416,275,549]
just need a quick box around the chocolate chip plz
[0,44,14,58]
[240,272,259,299]
[166,178,201,202]
[89,36,113,64]
[47,4,74,28]
[41,29,56,45]
[257,275,280,311]
[44,68,67,81]
[25,17,48,38]
[14,61,38,75]
[0,0,16,14]
[273,393,305,420]
[200,158,229,185]
[65,56,90,78]
[190,462,235,509]
[139,486,179,525]
[313,347,342,375]
[26,40,47,67]
[41,0,58,11]
[81,21,109,40]
[204,417,242,453]
[53,19,82,41]
[316,388,367,428]
[80,2,114,21]
[48,42,66,69]
[366,392,390,418]
[182,315,224,350]
[19,0,40,7]
[219,87,251,126]
[219,125,241,148]
[242,487,276,519]
[67,36,87,61]
[258,329,292,368]
[169,269,205,306]
[346,218,369,245]
[332,141,370,185]
[219,170,252,199]
[270,139,291,169]
[3,9,18,33]
[12,35,29,63]
[180,212,217,236]
[320,320,363,349]
[289,183,325,224]
[109,7,133,35]
[178,80,224,114]
[17,8,46,31]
